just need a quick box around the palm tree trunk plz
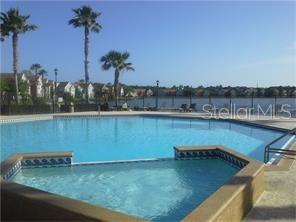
[12,33,19,104]
[114,69,120,108]
[84,27,89,103]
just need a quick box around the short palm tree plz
[39,69,48,98]
[100,51,134,108]
[30,63,42,76]
[38,69,47,79]
[1,8,37,104]
[69,5,102,101]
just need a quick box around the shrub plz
[1,104,52,115]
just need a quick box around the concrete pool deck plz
[1,111,296,221]
[244,142,296,222]
[1,110,296,129]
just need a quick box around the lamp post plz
[209,94,212,105]
[142,93,145,110]
[172,92,175,106]
[53,68,58,113]
[155,80,159,109]
[251,91,254,115]
[189,86,193,105]
[274,95,277,117]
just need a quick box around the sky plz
[1,0,295,87]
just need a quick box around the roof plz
[44,80,55,86]
[56,82,70,90]
[92,83,103,87]
[163,89,176,92]
[0,73,23,80]
[134,88,145,92]
[76,82,93,88]
[24,74,41,83]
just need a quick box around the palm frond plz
[22,24,37,33]
[0,8,37,35]
[69,5,102,32]
[91,23,102,33]
[125,66,135,71]
[38,69,48,76]
[100,50,134,72]
[122,52,130,60]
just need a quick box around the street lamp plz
[190,85,193,105]
[53,68,58,113]
[251,90,254,115]
[155,80,159,109]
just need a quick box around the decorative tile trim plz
[1,152,72,180]
[0,116,53,124]
[2,160,22,180]
[72,158,173,167]
[21,157,72,169]
[174,148,248,169]
[54,115,100,119]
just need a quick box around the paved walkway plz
[1,111,296,129]
[244,160,296,221]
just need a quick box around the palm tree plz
[0,8,37,104]
[30,63,42,76]
[69,5,102,102]
[38,69,47,79]
[39,69,48,98]
[100,51,134,108]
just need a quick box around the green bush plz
[74,104,98,112]
[1,104,52,115]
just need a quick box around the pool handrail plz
[264,127,296,163]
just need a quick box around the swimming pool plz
[11,158,239,221]
[0,116,291,162]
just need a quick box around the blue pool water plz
[0,116,290,162]
[12,159,239,221]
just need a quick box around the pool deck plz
[244,157,296,222]
[1,111,296,129]
[1,111,296,221]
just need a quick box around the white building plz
[56,82,75,98]
[146,89,153,97]
[75,83,95,99]
[26,75,43,97]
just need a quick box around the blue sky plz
[1,0,295,87]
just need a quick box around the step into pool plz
[11,158,239,221]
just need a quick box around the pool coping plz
[1,112,291,133]
[1,146,264,221]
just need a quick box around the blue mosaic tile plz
[3,160,22,180]
[21,157,72,168]
[175,149,248,169]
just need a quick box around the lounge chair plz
[100,103,109,111]
[179,104,188,112]
[122,103,128,111]
[188,103,196,112]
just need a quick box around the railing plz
[109,96,296,117]
[264,128,296,163]
[1,96,295,116]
